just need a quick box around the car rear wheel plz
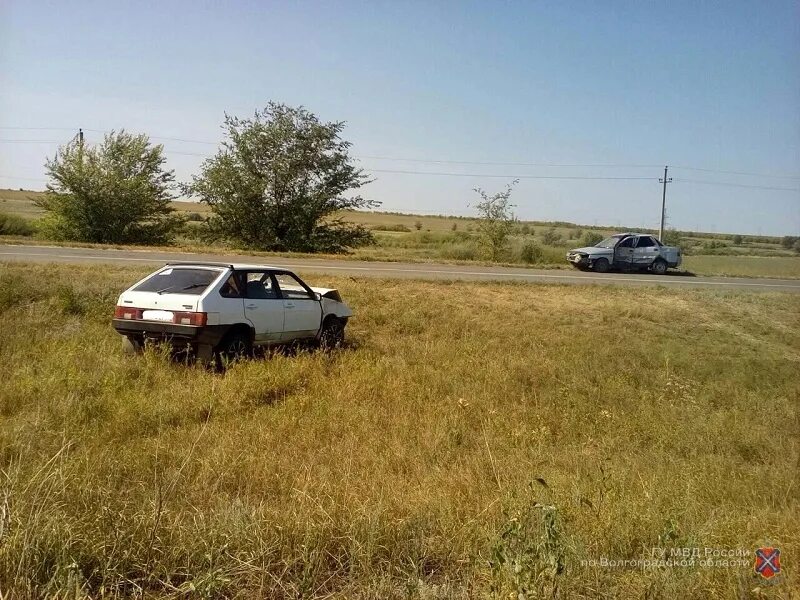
[592,258,610,273]
[651,259,667,275]
[215,331,252,364]
[320,318,345,350]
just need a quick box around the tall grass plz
[0,263,798,597]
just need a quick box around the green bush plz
[542,228,561,245]
[184,212,205,222]
[440,242,479,261]
[732,234,743,245]
[371,223,411,232]
[781,236,799,250]
[662,229,682,246]
[581,231,603,247]
[519,240,544,264]
[0,212,35,236]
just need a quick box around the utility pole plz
[658,165,672,242]
[77,128,84,172]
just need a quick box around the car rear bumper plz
[112,319,228,347]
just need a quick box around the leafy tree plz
[472,180,517,261]
[186,103,376,253]
[732,234,743,245]
[37,131,180,244]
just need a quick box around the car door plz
[242,271,284,344]
[273,272,323,341]
[633,235,659,266]
[614,236,636,269]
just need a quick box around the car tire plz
[592,258,610,273]
[320,317,345,350]
[651,259,667,275]
[215,330,252,364]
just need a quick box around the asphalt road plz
[2,244,799,292]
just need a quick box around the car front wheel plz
[320,318,345,350]
[592,258,610,273]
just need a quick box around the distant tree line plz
[38,103,377,253]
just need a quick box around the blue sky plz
[1,1,798,235]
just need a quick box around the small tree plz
[472,180,517,261]
[37,131,180,244]
[414,220,423,231]
[186,103,376,253]
[732,234,743,245]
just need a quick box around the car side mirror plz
[313,292,322,301]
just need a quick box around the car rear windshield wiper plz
[156,283,207,294]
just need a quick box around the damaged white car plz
[112,262,353,361]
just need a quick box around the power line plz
[0,126,77,131]
[0,175,48,182]
[366,168,655,180]
[0,139,62,143]
[360,155,661,169]
[672,165,800,180]
[164,150,211,157]
[672,177,800,192]
[150,135,218,145]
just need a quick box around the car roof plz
[164,262,285,271]
[613,232,653,237]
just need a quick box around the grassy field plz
[0,262,797,598]
[682,255,800,279]
[3,188,800,279]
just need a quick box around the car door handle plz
[285,302,295,308]
[246,304,258,309]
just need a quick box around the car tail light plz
[173,311,207,326]
[114,306,142,320]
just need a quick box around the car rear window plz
[133,268,223,295]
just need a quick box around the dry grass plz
[0,262,797,598]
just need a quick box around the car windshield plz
[133,267,223,295]
[595,236,622,248]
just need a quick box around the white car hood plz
[569,246,613,256]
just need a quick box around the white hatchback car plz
[112,262,353,361]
